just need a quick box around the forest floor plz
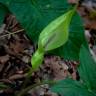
[0,0,96,96]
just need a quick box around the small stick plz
[0,29,24,38]
[17,80,56,96]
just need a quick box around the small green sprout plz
[31,7,76,70]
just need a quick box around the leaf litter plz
[0,0,96,96]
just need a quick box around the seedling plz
[0,1,95,96]
[31,7,76,70]
[17,7,77,96]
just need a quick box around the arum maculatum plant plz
[31,6,76,71]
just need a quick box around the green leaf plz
[0,0,72,42]
[0,82,8,90]
[38,8,75,51]
[50,13,85,60]
[51,79,96,96]
[0,4,8,26]
[31,8,75,70]
[0,0,85,60]
[78,45,96,91]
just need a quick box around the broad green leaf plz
[78,45,96,91]
[0,4,8,26]
[51,79,96,96]
[50,13,85,60]
[0,0,85,60]
[0,0,72,42]
[38,8,75,51]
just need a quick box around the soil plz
[0,0,96,96]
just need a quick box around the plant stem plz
[21,68,34,88]
[17,80,56,96]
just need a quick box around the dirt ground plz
[0,0,96,96]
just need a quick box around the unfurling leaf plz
[31,49,44,70]
[31,8,76,70]
[38,8,75,51]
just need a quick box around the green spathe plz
[38,8,75,51]
[31,8,75,70]
[31,49,44,70]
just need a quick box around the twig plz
[16,80,56,96]
[0,29,24,38]
[8,74,27,80]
